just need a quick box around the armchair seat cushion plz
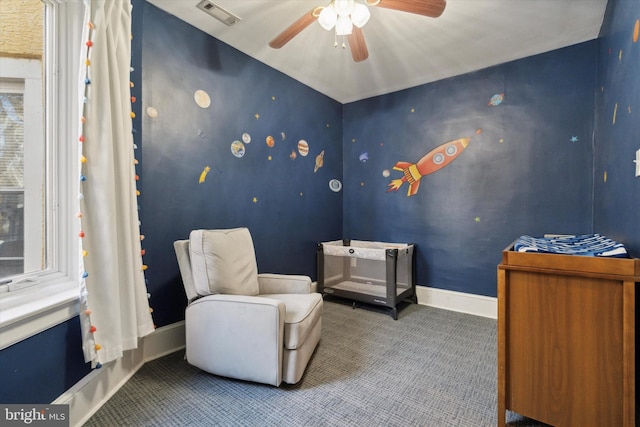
[262,293,323,350]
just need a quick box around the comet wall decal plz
[387,137,471,196]
[199,166,211,184]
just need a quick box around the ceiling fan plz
[268,0,447,63]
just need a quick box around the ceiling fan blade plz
[374,0,446,18]
[347,26,369,62]
[268,8,319,49]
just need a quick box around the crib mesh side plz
[322,246,413,293]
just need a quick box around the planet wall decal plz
[231,140,245,158]
[266,135,275,147]
[298,140,309,156]
[194,90,211,108]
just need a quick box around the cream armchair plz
[173,228,322,386]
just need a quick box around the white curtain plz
[77,0,155,367]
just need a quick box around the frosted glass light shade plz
[351,3,370,28]
[318,4,337,30]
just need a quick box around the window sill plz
[0,276,79,350]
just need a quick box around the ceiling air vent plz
[196,0,241,26]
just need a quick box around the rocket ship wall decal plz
[387,137,471,196]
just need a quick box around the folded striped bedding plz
[514,234,629,257]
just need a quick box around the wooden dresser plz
[497,242,639,427]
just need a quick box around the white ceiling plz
[147,0,608,104]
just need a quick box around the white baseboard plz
[143,320,186,362]
[415,286,497,319]
[54,321,186,427]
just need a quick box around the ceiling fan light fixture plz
[318,1,368,34]
[269,0,447,63]
[351,3,370,28]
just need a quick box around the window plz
[0,83,26,279]
[0,1,85,349]
[0,68,46,283]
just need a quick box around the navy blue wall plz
[140,3,343,327]
[594,0,640,256]
[0,318,91,403]
[343,42,597,297]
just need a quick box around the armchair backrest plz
[174,239,199,303]
[180,228,260,298]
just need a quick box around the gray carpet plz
[85,300,547,426]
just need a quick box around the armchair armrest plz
[258,273,313,294]
[185,294,286,386]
